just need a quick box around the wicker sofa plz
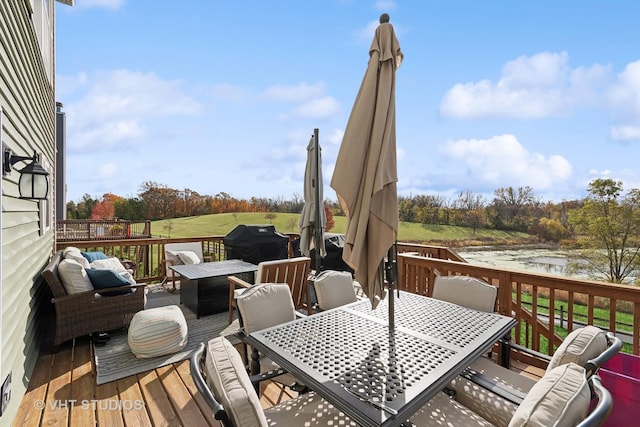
[42,250,146,349]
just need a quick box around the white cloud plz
[609,60,640,115]
[263,82,327,102]
[611,125,640,141]
[98,162,118,178]
[63,69,201,151]
[440,52,609,119]
[440,134,572,189]
[290,96,341,119]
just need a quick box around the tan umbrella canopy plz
[299,129,326,270]
[330,14,403,309]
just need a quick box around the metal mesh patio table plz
[246,291,516,426]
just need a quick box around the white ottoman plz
[128,305,188,358]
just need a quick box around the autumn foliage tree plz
[90,193,122,219]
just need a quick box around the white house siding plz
[1,1,57,424]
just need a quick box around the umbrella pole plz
[386,246,397,333]
[313,128,323,273]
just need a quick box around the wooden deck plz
[11,336,297,427]
[12,335,543,427]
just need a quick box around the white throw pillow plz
[62,246,81,257]
[63,250,90,269]
[90,257,128,273]
[205,337,268,427]
[119,271,136,285]
[509,363,590,427]
[176,250,201,265]
[58,259,93,294]
[165,250,183,265]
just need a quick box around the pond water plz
[456,248,573,277]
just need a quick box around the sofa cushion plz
[86,268,132,296]
[205,337,268,427]
[508,363,590,427]
[63,250,90,269]
[547,325,608,373]
[90,257,128,273]
[58,259,93,294]
[81,251,109,263]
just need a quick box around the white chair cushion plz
[128,305,188,358]
[508,363,590,427]
[236,284,296,334]
[205,337,268,427]
[432,276,497,312]
[63,250,90,269]
[314,270,357,310]
[58,259,93,294]
[265,391,357,426]
[409,391,495,426]
[546,325,608,373]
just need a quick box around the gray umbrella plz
[330,14,402,310]
[299,129,326,270]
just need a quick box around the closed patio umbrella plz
[299,129,326,271]
[330,14,402,311]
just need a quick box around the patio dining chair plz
[448,326,622,427]
[190,337,495,427]
[191,338,612,427]
[227,256,312,323]
[235,283,304,393]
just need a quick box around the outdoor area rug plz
[93,283,240,385]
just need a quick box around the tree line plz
[66,179,640,283]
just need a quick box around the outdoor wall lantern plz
[3,147,49,200]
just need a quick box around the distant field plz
[151,212,534,246]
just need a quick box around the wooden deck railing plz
[396,245,640,361]
[57,219,152,241]
[55,234,300,283]
[55,238,640,362]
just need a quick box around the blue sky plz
[55,0,640,205]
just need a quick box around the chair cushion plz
[237,284,296,334]
[86,268,132,296]
[313,270,357,310]
[58,259,93,294]
[546,325,608,373]
[266,391,357,426]
[128,305,188,358]
[81,251,109,263]
[432,276,497,312]
[205,337,268,427]
[508,363,590,427]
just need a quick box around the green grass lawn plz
[152,212,533,245]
